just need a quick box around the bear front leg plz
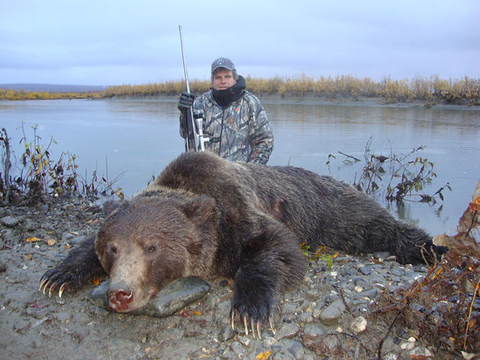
[230,221,305,338]
[39,235,105,297]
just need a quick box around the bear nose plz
[108,282,134,311]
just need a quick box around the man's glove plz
[178,91,195,111]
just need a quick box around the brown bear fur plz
[40,151,446,333]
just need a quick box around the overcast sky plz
[1,0,479,86]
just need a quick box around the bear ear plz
[181,195,216,225]
[103,200,121,217]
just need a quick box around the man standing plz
[178,58,274,164]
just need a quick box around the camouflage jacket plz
[180,90,274,164]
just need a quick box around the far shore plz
[1,89,479,110]
[2,74,479,106]
[102,93,480,111]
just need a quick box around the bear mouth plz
[108,287,158,313]
[108,289,134,312]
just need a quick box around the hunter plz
[178,57,274,164]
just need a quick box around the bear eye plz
[146,245,157,253]
[109,244,118,255]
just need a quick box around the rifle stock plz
[184,106,197,151]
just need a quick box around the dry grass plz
[102,74,480,106]
[372,184,480,358]
[0,89,103,101]
[2,75,479,105]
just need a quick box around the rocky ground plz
[0,196,469,359]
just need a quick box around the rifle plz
[178,25,209,151]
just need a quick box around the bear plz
[40,151,447,337]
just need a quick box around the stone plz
[230,341,245,357]
[352,288,379,300]
[319,299,348,326]
[1,216,20,228]
[303,323,326,337]
[89,276,210,318]
[275,322,300,339]
[350,316,367,333]
[218,325,235,342]
[409,346,432,357]
[23,218,38,231]
[1,229,16,244]
[358,266,371,276]
[281,339,304,359]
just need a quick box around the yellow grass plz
[1,75,479,105]
[0,89,103,101]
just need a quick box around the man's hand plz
[178,91,195,111]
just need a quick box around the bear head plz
[95,194,216,312]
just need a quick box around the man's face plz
[212,69,236,90]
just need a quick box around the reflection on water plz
[2,98,479,235]
[264,101,480,235]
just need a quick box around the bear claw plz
[39,276,67,298]
[59,283,67,298]
[39,279,51,296]
[38,278,47,293]
[230,309,274,339]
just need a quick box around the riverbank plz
[1,195,478,359]
[2,74,479,106]
[96,93,480,111]
[259,93,480,110]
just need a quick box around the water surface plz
[1,98,479,235]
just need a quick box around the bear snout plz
[108,281,134,312]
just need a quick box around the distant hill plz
[0,83,106,93]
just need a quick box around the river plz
[1,98,479,236]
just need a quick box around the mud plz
[0,196,457,359]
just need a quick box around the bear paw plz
[230,297,281,339]
[39,267,86,298]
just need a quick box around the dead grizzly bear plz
[40,151,446,336]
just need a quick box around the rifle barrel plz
[178,25,197,151]
[179,26,191,94]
